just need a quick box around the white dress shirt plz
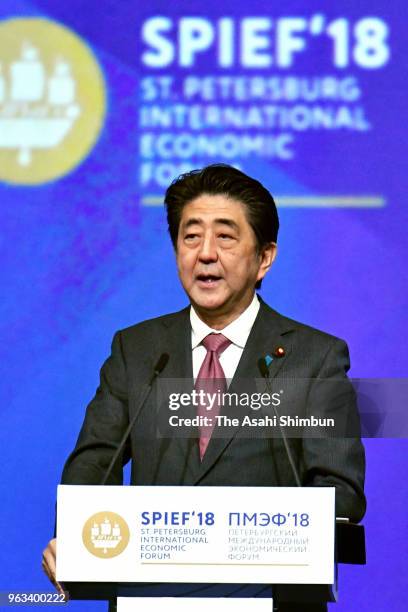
[190,294,260,382]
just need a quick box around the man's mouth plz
[196,274,222,286]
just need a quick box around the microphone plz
[100,353,169,485]
[149,352,170,385]
[258,357,302,487]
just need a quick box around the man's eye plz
[185,233,198,240]
[219,234,234,240]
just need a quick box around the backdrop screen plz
[0,1,406,610]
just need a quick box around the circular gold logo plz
[0,17,106,184]
[82,511,130,559]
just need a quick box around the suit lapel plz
[159,306,193,379]
[194,299,295,483]
[158,307,202,481]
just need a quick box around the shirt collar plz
[190,294,260,350]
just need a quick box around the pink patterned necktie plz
[195,333,231,460]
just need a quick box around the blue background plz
[0,1,407,610]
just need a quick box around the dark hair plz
[164,164,279,289]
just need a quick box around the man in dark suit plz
[43,164,366,610]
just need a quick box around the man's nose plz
[198,233,218,262]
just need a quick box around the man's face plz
[176,194,276,324]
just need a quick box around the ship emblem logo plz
[0,18,106,185]
[82,512,130,559]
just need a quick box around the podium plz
[56,485,365,610]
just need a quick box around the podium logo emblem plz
[0,17,106,185]
[82,511,130,559]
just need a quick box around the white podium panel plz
[57,485,335,585]
[117,598,273,612]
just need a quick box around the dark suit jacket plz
[62,298,366,523]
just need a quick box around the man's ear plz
[257,242,277,282]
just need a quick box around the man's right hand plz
[42,539,65,596]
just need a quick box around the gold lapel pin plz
[273,346,285,358]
